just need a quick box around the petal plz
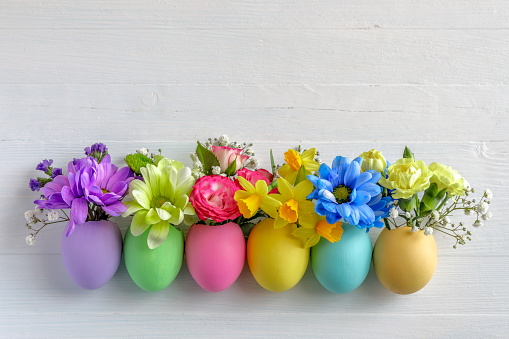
[71,197,88,226]
[260,196,282,219]
[145,208,161,225]
[129,180,152,200]
[352,190,371,205]
[274,216,289,229]
[305,234,321,248]
[337,157,352,185]
[255,179,268,196]
[292,227,317,238]
[294,179,314,201]
[132,189,151,209]
[319,189,336,203]
[357,204,375,225]
[298,212,318,228]
[277,177,294,200]
[102,201,127,216]
[237,176,255,193]
[357,183,382,197]
[61,186,75,206]
[300,148,316,161]
[156,207,171,221]
[336,203,352,218]
[106,166,130,191]
[307,189,320,200]
[354,171,372,189]
[344,161,360,188]
[130,210,150,236]
[325,212,341,224]
[122,201,144,217]
[147,221,170,249]
[319,163,332,180]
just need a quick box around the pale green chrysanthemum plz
[122,158,196,249]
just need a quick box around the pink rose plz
[211,146,249,172]
[190,175,241,222]
[236,168,278,194]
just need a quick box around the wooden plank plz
[1,0,509,29]
[1,254,507,316]
[3,85,509,142]
[1,29,508,85]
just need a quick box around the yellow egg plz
[373,227,437,295]
[247,218,309,292]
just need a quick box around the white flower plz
[218,135,229,146]
[389,207,399,219]
[473,220,483,228]
[25,235,35,246]
[245,157,259,169]
[24,210,36,224]
[405,212,411,218]
[190,153,198,162]
[136,148,149,156]
[478,202,489,215]
[192,161,203,170]
[424,227,433,236]
[192,172,203,180]
[444,216,451,224]
[484,189,493,200]
[461,234,468,241]
[315,158,322,164]
[464,209,472,216]
[244,148,254,156]
[211,166,221,175]
[481,211,492,221]
[411,226,419,233]
[463,179,471,190]
[431,210,440,220]
[47,210,59,222]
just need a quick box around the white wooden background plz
[1,1,508,337]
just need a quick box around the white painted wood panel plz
[1,29,508,85]
[1,0,508,338]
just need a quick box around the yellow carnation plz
[428,162,466,196]
[358,149,387,174]
[379,158,432,199]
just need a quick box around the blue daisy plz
[307,156,390,231]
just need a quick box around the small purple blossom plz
[51,168,63,178]
[36,159,53,172]
[29,178,42,192]
[85,143,108,156]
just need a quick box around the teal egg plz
[124,225,184,292]
[311,223,372,293]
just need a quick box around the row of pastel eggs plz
[61,219,437,294]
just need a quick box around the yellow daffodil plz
[278,148,320,185]
[293,212,343,248]
[234,177,281,219]
[272,177,315,229]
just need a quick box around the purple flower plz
[29,178,42,191]
[85,143,108,156]
[51,168,63,178]
[36,159,53,172]
[35,155,133,237]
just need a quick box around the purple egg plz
[61,220,122,289]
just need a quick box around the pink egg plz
[185,222,246,292]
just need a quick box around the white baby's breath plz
[431,210,440,220]
[411,226,419,233]
[484,188,493,200]
[25,234,35,246]
[47,210,59,222]
[424,227,433,236]
[478,202,489,215]
[24,210,36,224]
[136,148,149,156]
[481,211,492,221]
[473,220,483,228]
[389,207,398,219]
[211,166,221,175]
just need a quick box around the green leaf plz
[403,146,415,161]
[124,154,154,175]
[398,194,417,211]
[294,164,307,185]
[270,149,276,176]
[421,184,447,212]
[267,179,278,192]
[223,155,238,176]
[196,141,220,175]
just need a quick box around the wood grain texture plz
[1,0,508,338]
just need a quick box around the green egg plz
[123,225,184,292]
